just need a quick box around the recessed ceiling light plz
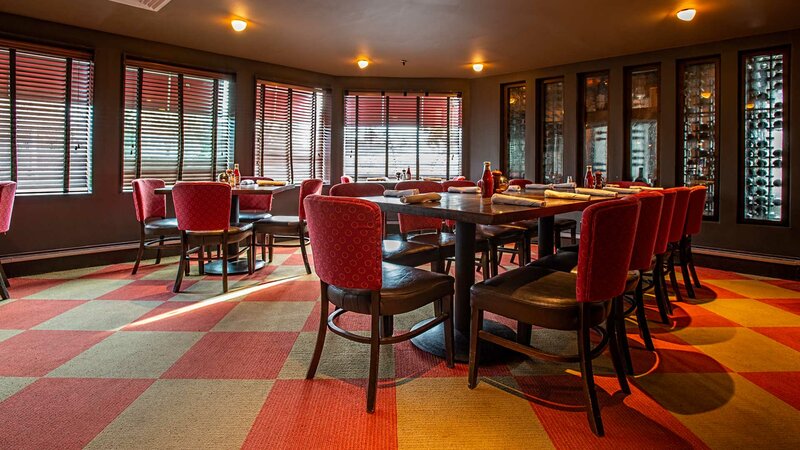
[357,59,369,69]
[472,63,484,72]
[677,8,696,22]
[231,19,248,32]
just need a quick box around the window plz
[343,92,462,180]
[625,65,660,184]
[502,82,526,179]
[122,60,234,190]
[0,39,94,195]
[254,81,331,183]
[578,71,609,178]
[537,77,564,183]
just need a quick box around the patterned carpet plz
[0,246,799,449]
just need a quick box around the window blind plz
[122,61,234,190]
[253,81,330,183]
[0,41,94,195]
[343,92,462,180]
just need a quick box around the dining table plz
[155,183,295,275]
[363,191,610,363]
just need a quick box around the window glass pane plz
[580,72,609,178]
[504,84,526,179]
[627,66,659,184]
[539,79,563,183]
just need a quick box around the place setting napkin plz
[491,193,546,207]
[400,192,442,204]
[524,183,553,191]
[544,189,591,201]
[602,186,640,194]
[447,186,481,194]
[575,188,618,197]
[256,180,288,186]
[384,188,419,197]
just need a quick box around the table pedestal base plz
[410,318,518,364]
[203,259,265,275]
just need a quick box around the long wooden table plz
[155,184,295,274]
[363,191,608,362]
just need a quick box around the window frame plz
[623,63,661,185]
[577,70,611,179]
[501,81,526,180]
[536,76,565,183]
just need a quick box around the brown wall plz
[469,30,800,259]
[0,14,468,258]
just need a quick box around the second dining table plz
[363,191,610,363]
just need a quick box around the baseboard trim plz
[692,246,800,266]
[1,241,140,264]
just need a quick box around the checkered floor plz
[0,246,799,449]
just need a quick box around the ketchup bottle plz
[481,161,495,198]
[584,165,594,188]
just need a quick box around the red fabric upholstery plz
[304,195,383,291]
[0,181,16,233]
[329,182,384,197]
[508,179,533,187]
[298,179,324,221]
[440,180,476,190]
[395,181,444,234]
[340,176,353,184]
[653,190,676,256]
[239,176,274,212]
[131,179,167,223]
[575,196,640,303]
[667,187,691,244]
[629,191,664,271]
[172,182,231,232]
[615,181,650,188]
[684,185,707,236]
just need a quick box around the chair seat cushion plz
[254,215,304,235]
[382,240,439,267]
[186,222,253,236]
[509,219,539,233]
[144,217,179,234]
[477,224,525,240]
[471,265,609,331]
[327,262,454,316]
[534,251,640,292]
[554,218,577,229]
[406,232,456,259]
[239,210,271,222]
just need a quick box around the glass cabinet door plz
[741,48,789,224]
[502,82,526,179]
[625,65,659,185]
[538,77,564,183]
[678,57,719,219]
[579,71,609,178]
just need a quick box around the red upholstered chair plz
[172,182,254,293]
[303,194,455,412]
[239,176,274,222]
[615,181,650,188]
[0,181,16,299]
[663,187,691,304]
[507,178,530,188]
[679,186,708,298]
[254,179,323,274]
[395,180,454,269]
[340,175,353,183]
[469,196,640,436]
[507,178,576,258]
[650,189,677,324]
[131,179,181,275]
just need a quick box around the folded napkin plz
[491,193,545,207]
[447,186,480,194]
[384,189,419,197]
[602,186,639,194]
[423,177,443,182]
[638,186,664,191]
[552,182,577,189]
[575,188,617,197]
[256,180,288,186]
[545,189,591,200]
[366,177,389,181]
[605,183,619,187]
[504,185,521,192]
[400,192,441,204]
[525,183,552,190]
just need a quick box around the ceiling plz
[2,0,800,78]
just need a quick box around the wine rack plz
[538,77,564,183]
[741,48,788,224]
[579,72,609,178]
[502,82,526,179]
[626,65,659,185]
[678,57,719,219]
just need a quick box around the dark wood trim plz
[63,57,73,193]
[134,67,144,180]
[446,96,451,179]
[0,36,92,60]
[125,58,234,81]
[500,81,526,178]
[176,73,185,180]
[8,48,16,182]
[211,78,219,178]
[384,95,390,178]
[536,76,565,183]
[258,83,266,176]
[415,95,421,179]
[577,70,610,179]
[623,63,661,184]
[738,45,790,227]
[310,90,318,179]
[287,88,294,183]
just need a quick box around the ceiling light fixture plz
[357,59,369,69]
[231,19,248,32]
[676,8,696,22]
[472,63,484,72]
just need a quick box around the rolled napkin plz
[447,186,480,194]
[400,192,442,204]
[384,188,419,197]
[256,180,288,186]
[423,177,443,182]
[505,185,521,192]
[605,183,619,187]
[545,189,591,200]
[491,193,545,207]
[525,183,553,190]
[366,177,389,181]
[638,186,664,191]
[602,186,640,194]
[552,182,577,189]
[575,188,618,197]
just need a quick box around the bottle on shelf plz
[584,165,594,188]
[232,163,241,186]
[481,161,494,198]
[634,167,646,183]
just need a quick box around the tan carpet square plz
[213,301,314,332]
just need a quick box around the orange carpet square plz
[0,300,85,329]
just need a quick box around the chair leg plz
[516,238,525,268]
[248,234,255,275]
[578,303,604,437]
[172,234,187,293]
[516,322,532,346]
[509,242,518,265]
[444,258,452,274]
[380,316,394,338]
[198,246,205,275]
[0,261,10,287]
[653,255,671,324]
[366,300,381,413]
[609,297,632,390]
[522,232,532,265]
[489,243,499,277]
[468,307,484,389]
[268,234,274,263]
[442,295,455,368]
[221,235,229,293]
[570,225,577,245]
[481,250,490,278]
[260,233,267,262]
[687,241,702,288]
[306,285,329,380]
[554,226,562,250]
[666,247,684,305]
[0,262,9,300]
[299,224,312,275]
[155,235,164,264]
[132,231,146,275]
[679,238,696,299]
[634,276,655,351]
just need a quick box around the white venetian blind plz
[0,40,94,195]
[122,60,234,190]
[253,81,330,183]
[343,92,462,180]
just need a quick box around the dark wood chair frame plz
[0,261,10,299]
[132,223,181,275]
[174,229,255,293]
[256,222,312,274]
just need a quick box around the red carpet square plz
[98,279,194,301]
[163,331,298,379]
[0,377,153,449]
[755,298,800,316]
[393,339,511,379]
[243,280,320,302]
[665,302,741,328]
[4,278,66,299]
[740,371,800,410]
[0,300,85,329]
[81,262,159,280]
[751,327,800,352]
[123,300,237,332]
[764,279,800,293]
[242,379,398,450]
[282,253,314,266]
[694,267,749,281]
[302,301,371,332]
[634,331,732,373]
[0,330,111,376]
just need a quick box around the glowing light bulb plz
[357,59,369,69]
[677,8,696,22]
[231,19,247,32]
[472,63,484,72]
